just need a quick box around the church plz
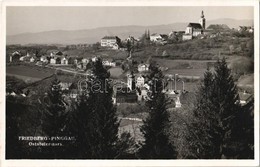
[183,11,206,40]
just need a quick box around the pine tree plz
[42,76,68,158]
[65,89,93,158]
[88,58,120,159]
[187,68,220,158]
[232,98,254,159]
[126,39,132,58]
[6,96,26,159]
[188,58,250,159]
[70,58,119,159]
[211,58,240,158]
[147,29,150,40]
[138,65,177,159]
[43,76,67,136]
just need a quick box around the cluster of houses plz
[100,11,254,49]
[9,50,117,71]
[9,50,71,66]
[10,51,36,63]
[237,26,254,33]
[111,71,182,108]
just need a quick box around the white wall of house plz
[150,35,162,42]
[185,27,192,34]
[182,34,193,40]
[30,57,35,62]
[19,56,26,61]
[50,58,56,64]
[193,30,202,36]
[61,58,68,65]
[136,76,145,87]
[101,39,117,47]
[138,64,149,72]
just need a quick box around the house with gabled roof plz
[239,91,253,106]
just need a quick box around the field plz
[109,67,124,78]
[6,65,55,82]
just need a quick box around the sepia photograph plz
[1,0,259,166]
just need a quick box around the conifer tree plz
[88,58,120,159]
[126,39,132,58]
[71,58,119,159]
[65,89,93,158]
[232,98,254,159]
[187,68,220,158]
[43,76,67,136]
[139,65,177,159]
[42,76,67,158]
[6,96,26,159]
[211,58,240,158]
[188,58,253,159]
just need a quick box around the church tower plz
[199,10,206,29]
[127,72,135,91]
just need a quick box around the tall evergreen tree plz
[6,96,26,159]
[88,58,119,159]
[232,98,254,159]
[188,58,254,159]
[187,68,220,158]
[65,89,93,158]
[147,29,150,40]
[70,58,119,159]
[126,39,132,58]
[211,58,240,158]
[42,76,68,158]
[138,65,177,159]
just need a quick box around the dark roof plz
[55,51,63,56]
[239,92,253,101]
[160,34,168,38]
[187,23,203,29]
[102,36,118,40]
[207,24,230,31]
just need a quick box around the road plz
[43,65,87,76]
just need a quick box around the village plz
[5,6,256,160]
[7,11,254,109]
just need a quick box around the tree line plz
[6,57,254,159]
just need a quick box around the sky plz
[6,6,254,35]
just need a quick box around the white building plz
[40,56,48,63]
[183,11,206,40]
[136,76,145,87]
[82,58,89,64]
[137,87,148,101]
[101,36,121,49]
[50,58,56,64]
[30,57,35,62]
[175,96,182,108]
[138,64,149,72]
[150,33,163,42]
[103,60,116,67]
[19,56,26,61]
[92,57,98,62]
[127,73,135,91]
[61,57,68,65]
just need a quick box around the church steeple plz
[201,10,204,18]
[199,10,206,29]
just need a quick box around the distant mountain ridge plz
[7,18,253,45]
